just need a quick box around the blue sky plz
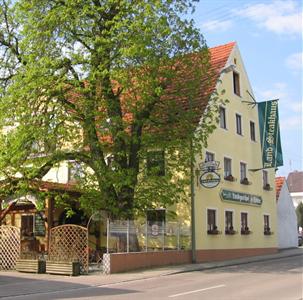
[190,0,302,177]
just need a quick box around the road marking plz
[168,284,226,298]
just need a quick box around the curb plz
[162,251,303,276]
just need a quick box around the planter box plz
[16,259,46,274]
[46,261,80,276]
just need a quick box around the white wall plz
[277,182,298,248]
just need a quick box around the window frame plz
[250,121,256,141]
[225,209,234,233]
[262,170,269,187]
[21,214,34,238]
[240,211,249,234]
[205,151,215,162]
[240,162,247,181]
[264,214,271,234]
[206,208,218,232]
[224,157,232,178]
[233,71,241,96]
[219,106,227,129]
[236,113,243,135]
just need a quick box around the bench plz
[46,261,80,276]
[16,259,46,274]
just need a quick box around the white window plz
[225,210,234,233]
[264,215,271,234]
[236,114,242,135]
[240,162,247,181]
[207,209,217,231]
[250,121,256,141]
[233,71,240,96]
[240,212,249,234]
[263,170,269,187]
[219,106,227,129]
[224,157,232,178]
[205,151,215,162]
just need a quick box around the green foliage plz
[296,202,303,229]
[0,0,225,218]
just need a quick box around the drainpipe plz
[189,96,196,264]
[190,137,196,263]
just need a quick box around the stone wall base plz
[196,247,278,262]
[103,247,278,274]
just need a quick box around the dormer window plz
[233,71,240,96]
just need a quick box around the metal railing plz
[106,219,191,253]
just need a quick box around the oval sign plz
[199,171,220,188]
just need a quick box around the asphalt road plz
[0,255,302,300]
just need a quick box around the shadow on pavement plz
[0,274,139,299]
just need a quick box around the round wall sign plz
[199,171,221,188]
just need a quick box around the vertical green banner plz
[258,100,283,169]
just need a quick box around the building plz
[287,171,303,208]
[0,41,281,271]
[193,42,278,261]
[275,177,298,249]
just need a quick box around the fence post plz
[162,220,165,251]
[145,217,148,252]
[106,218,109,254]
[177,222,180,250]
[127,220,130,253]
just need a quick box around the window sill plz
[225,230,237,235]
[263,185,272,191]
[207,230,221,235]
[240,179,251,185]
[264,231,273,236]
[224,175,236,182]
[241,230,251,235]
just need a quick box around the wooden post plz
[45,197,54,253]
[0,199,2,226]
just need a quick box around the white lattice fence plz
[0,225,20,270]
[49,225,88,274]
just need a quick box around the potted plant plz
[240,177,249,185]
[241,226,251,235]
[225,226,236,235]
[224,174,235,182]
[207,225,220,235]
[263,183,271,190]
[264,227,272,235]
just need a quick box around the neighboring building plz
[287,171,303,208]
[276,177,298,249]
[1,42,280,264]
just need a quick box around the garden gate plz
[49,224,88,274]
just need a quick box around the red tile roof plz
[287,171,303,193]
[275,176,285,200]
[209,41,236,74]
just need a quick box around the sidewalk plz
[0,247,302,299]
[0,247,303,286]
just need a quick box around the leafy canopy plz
[0,0,223,218]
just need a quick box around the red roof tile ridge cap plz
[209,41,236,51]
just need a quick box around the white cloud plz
[285,52,303,71]
[280,115,302,130]
[201,19,233,32]
[234,0,302,35]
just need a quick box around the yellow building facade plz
[193,42,277,261]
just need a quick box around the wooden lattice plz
[49,225,88,274]
[0,225,20,270]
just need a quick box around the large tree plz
[0,0,223,218]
